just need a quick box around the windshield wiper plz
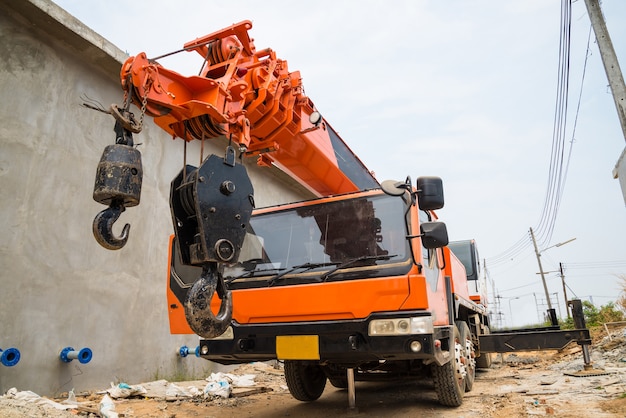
[226,266,285,283]
[267,261,339,287]
[318,254,397,282]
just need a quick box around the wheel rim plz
[454,337,466,385]
[465,338,476,371]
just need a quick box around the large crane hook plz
[184,264,233,338]
[92,116,143,250]
[92,201,130,250]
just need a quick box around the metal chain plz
[137,79,152,130]
[122,75,132,111]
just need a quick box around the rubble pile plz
[0,361,287,417]
[0,330,624,417]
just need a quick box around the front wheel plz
[284,360,327,401]
[432,325,465,407]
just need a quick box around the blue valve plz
[178,345,200,358]
[1,347,21,367]
[60,347,93,364]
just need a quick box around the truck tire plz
[432,324,465,407]
[328,377,348,389]
[456,320,475,392]
[284,360,327,401]
[475,326,493,369]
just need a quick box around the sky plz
[52,0,626,328]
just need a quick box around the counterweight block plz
[93,144,143,207]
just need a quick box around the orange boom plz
[119,20,372,197]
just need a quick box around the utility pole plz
[533,293,541,323]
[495,293,503,329]
[560,263,571,319]
[583,0,626,204]
[530,227,552,311]
[529,229,575,325]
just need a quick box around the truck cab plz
[448,239,488,307]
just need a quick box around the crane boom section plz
[119,20,375,196]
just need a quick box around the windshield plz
[224,193,411,287]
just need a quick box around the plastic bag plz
[99,394,118,418]
[204,380,231,398]
[107,382,147,399]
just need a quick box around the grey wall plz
[0,0,312,396]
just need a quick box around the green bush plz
[559,300,624,329]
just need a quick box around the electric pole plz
[530,227,552,310]
[560,263,571,319]
[583,0,626,204]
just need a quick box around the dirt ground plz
[2,327,626,417]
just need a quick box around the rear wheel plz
[432,325,465,407]
[456,321,476,392]
[476,326,493,369]
[328,377,348,389]
[284,360,327,401]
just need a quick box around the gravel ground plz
[2,327,626,417]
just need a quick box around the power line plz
[536,0,572,248]
[564,260,626,269]
[488,0,585,269]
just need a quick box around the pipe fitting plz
[1,347,21,367]
[178,345,200,358]
[60,347,93,364]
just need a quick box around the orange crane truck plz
[90,20,591,408]
[168,177,491,407]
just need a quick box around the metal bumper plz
[198,313,449,366]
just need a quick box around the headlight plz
[409,317,434,334]
[368,317,433,336]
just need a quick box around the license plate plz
[276,335,320,360]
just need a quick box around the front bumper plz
[198,312,451,366]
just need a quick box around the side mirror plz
[420,222,449,249]
[416,176,444,210]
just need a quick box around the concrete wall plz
[0,0,312,396]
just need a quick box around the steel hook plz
[184,264,233,339]
[92,202,130,250]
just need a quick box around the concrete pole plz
[584,0,626,205]
[583,0,626,142]
[533,293,541,323]
[560,263,571,319]
[530,227,553,310]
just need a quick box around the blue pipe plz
[178,345,200,358]
[0,347,21,367]
[60,347,93,364]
